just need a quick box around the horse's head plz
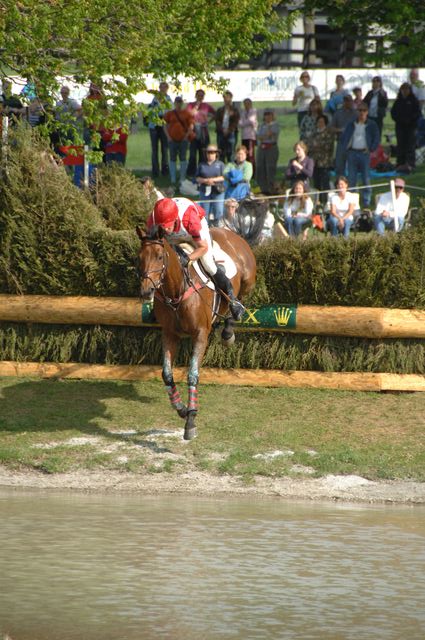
[136,226,168,301]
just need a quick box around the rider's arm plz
[188,238,208,262]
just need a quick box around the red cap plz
[152,198,178,226]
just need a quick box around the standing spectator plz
[215,91,240,163]
[331,94,357,176]
[285,141,314,189]
[1,79,24,122]
[391,83,422,173]
[327,175,357,238]
[408,68,425,112]
[373,178,410,235]
[164,96,194,187]
[325,74,350,115]
[300,97,323,143]
[363,76,388,136]
[308,115,335,205]
[256,108,280,195]
[195,143,225,226]
[292,71,320,130]
[339,102,380,207]
[283,180,314,237]
[239,98,258,172]
[187,89,215,177]
[54,85,82,143]
[146,81,172,178]
[353,87,363,109]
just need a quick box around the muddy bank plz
[1,467,424,505]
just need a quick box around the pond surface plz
[1,489,425,640]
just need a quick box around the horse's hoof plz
[177,406,188,419]
[221,330,235,347]
[184,426,197,440]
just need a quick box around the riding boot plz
[211,265,245,321]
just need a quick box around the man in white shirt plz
[409,69,425,112]
[373,178,410,235]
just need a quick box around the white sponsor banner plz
[5,68,423,105]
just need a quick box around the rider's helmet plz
[152,198,178,227]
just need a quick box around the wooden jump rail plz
[0,294,423,391]
[0,294,424,339]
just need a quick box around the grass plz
[0,376,424,481]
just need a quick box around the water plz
[1,490,425,640]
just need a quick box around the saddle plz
[177,240,238,288]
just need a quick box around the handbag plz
[213,182,226,194]
[312,213,324,231]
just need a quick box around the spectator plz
[223,198,240,232]
[292,71,320,130]
[373,178,410,235]
[300,97,323,143]
[224,168,250,202]
[225,145,253,184]
[353,87,363,109]
[164,96,194,187]
[1,79,24,122]
[325,74,350,114]
[195,143,225,226]
[187,89,215,177]
[256,108,280,195]
[339,102,380,208]
[327,175,357,238]
[146,81,172,178]
[54,85,82,143]
[391,82,422,173]
[100,127,128,165]
[363,76,388,135]
[239,98,258,172]
[331,94,357,176]
[283,180,314,238]
[285,140,314,189]
[215,91,240,163]
[308,114,335,205]
[408,69,425,111]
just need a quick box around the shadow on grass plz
[0,379,158,445]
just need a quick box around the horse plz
[136,225,256,440]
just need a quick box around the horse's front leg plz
[162,332,187,419]
[184,329,209,440]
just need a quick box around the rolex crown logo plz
[273,306,292,326]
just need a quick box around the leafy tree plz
[0,0,293,127]
[302,0,425,66]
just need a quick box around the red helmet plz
[152,198,178,226]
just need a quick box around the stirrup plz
[229,299,245,322]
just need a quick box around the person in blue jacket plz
[339,102,380,207]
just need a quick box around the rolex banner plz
[141,303,297,330]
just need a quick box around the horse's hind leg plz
[162,333,187,419]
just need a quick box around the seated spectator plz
[100,127,128,165]
[327,175,356,238]
[308,114,335,205]
[224,168,250,201]
[195,143,225,226]
[300,97,323,142]
[363,76,388,136]
[283,180,314,237]
[256,108,280,194]
[373,178,410,235]
[239,98,258,172]
[353,87,363,109]
[285,141,314,189]
[325,75,350,114]
[225,145,253,184]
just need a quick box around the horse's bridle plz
[140,239,169,291]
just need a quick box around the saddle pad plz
[179,240,238,286]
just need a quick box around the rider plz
[146,197,245,321]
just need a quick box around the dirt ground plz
[1,466,425,505]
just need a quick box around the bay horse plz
[136,225,256,440]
